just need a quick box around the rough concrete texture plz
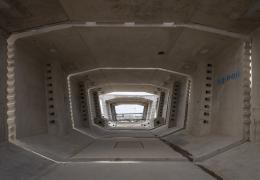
[0,30,7,142]
[0,143,54,179]
[201,142,260,180]
[1,0,259,33]
[252,27,260,142]
[38,162,215,180]
[15,40,48,138]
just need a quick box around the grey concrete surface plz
[1,1,259,33]
[201,142,260,180]
[19,27,236,75]
[15,40,48,138]
[0,143,54,180]
[0,30,7,143]
[38,161,215,180]
[252,27,260,142]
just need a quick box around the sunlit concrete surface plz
[71,138,186,161]
[163,132,243,161]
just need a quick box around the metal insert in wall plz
[154,91,166,127]
[92,90,105,127]
[183,80,191,128]
[168,81,180,128]
[45,63,56,125]
[201,63,213,125]
[79,82,88,126]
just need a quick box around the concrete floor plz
[17,131,93,161]
[201,142,260,180]
[72,138,186,161]
[163,132,242,161]
[0,136,217,180]
[38,162,215,180]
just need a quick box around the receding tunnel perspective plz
[68,68,189,132]
[1,1,260,180]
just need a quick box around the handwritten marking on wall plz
[217,70,240,85]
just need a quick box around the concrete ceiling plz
[17,27,237,74]
[1,0,260,34]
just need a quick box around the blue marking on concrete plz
[217,70,240,85]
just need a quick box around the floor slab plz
[200,142,260,180]
[0,143,54,180]
[17,131,93,161]
[163,132,242,161]
[38,162,215,180]
[72,138,186,161]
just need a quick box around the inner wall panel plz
[15,41,48,138]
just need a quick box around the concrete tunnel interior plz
[1,1,260,180]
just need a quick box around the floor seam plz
[159,138,223,180]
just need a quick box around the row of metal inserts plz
[155,91,166,126]
[79,82,88,123]
[169,81,180,128]
[203,63,213,124]
[184,80,192,128]
[92,91,104,126]
[46,64,55,125]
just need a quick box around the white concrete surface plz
[17,131,93,161]
[72,138,186,161]
[38,162,215,180]
[164,132,241,161]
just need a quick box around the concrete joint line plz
[7,21,249,44]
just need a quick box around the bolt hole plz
[158,51,165,55]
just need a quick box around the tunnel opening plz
[98,91,158,129]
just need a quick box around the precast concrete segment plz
[69,67,190,79]
[7,22,249,45]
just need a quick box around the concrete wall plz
[188,42,244,138]
[15,41,48,138]
[50,62,71,135]
[252,27,260,141]
[70,79,82,128]
[211,42,244,138]
[14,39,71,138]
[176,79,189,128]
[0,30,8,142]
[188,61,211,136]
